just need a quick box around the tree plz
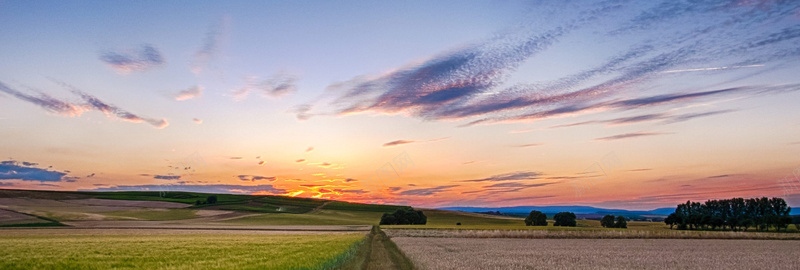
[525,210,548,226]
[379,208,427,225]
[553,212,577,227]
[206,195,217,204]
[665,213,678,229]
[601,215,616,228]
[793,216,800,231]
[614,216,627,228]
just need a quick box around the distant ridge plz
[439,206,676,216]
[441,205,800,216]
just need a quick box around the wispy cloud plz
[153,175,180,180]
[297,1,800,127]
[0,82,85,116]
[513,143,542,148]
[99,44,165,74]
[0,81,168,128]
[382,137,450,147]
[85,184,286,195]
[174,85,203,101]
[460,171,542,182]
[192,17,229,74]
[399,185,459,196]
[0,160,70,182]
[232,73,298,100]
[236,175,276,182]
[382,140,415,147]
[595,131,668,141]
[550,109,736,128]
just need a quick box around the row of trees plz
[600,215,627,228]
[525,211,577,227]
[664,197,792,231]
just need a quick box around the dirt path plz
[308,201,333,214]
[365,227,415,270]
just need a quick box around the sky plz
[1,0,800,210]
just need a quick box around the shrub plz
[525,210,548,226]
[553,212,576,227]
[456,222,461,226]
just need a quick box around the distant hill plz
[440,206,676,216]
[441,205,800,216]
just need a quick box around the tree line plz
[525,211,583,227]
[665,197,792,231]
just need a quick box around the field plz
[0,229,366,270]
[4,189,800,269]
[393,238,800,270]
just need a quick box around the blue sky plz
[1,1,800,209]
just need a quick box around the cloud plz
[192,18,229,74]
[461,171,542,182]
[85,184,286,195]
[0,160,69,182]
[399,185,459,196]
[332,189,368,194]
[483,182,554,189]
[514,143,542,148]
[595,131,668,141]
[193,118,203,124]
[236,175,276,182]
[382,140,415,147]
[382,137,449,147]
[153,175,181,180]
[232,74,298,100]
[60,82,168,128]
[295,159,306,163]
[0,82,86,116]
[550,109,736,129]
[344,178,358,182]
[174,86,203,101]
[99,44,165,74]
[1,81,168,128]
[297,1,800,127]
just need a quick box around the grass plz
[0,231,366,270]
[102,209,199,221]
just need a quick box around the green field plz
[0,231,365,270]
[102,209,199,221]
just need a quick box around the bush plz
[553,212,576,227]
[206,195,218,204]
[456,222,461,226]
[379,208,427,225]
[525,210,548,226]
[614,216,627,228]
[601,215,615,228]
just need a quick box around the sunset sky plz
[2,1,800,210]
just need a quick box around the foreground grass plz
[0,232,365,270]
